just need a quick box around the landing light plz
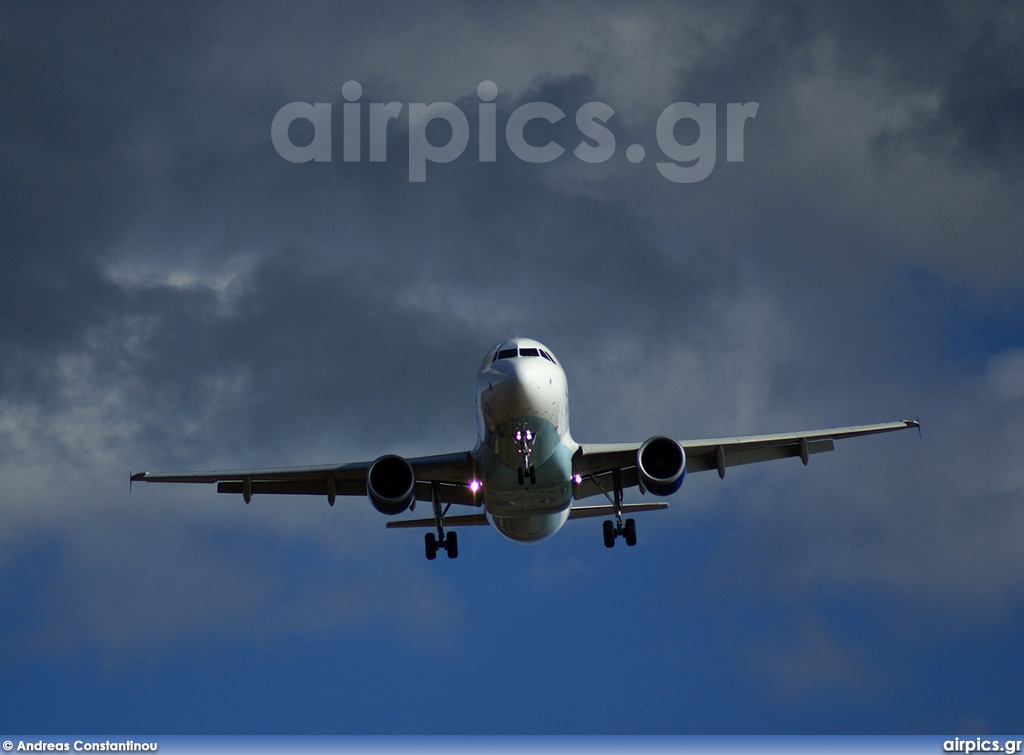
[573,474,582,484]
[468,479,482,493]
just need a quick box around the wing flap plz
[213,478,478,506]
[134,462,369,485]
[686,438,834,473]
[217,479,366,497]
[568,502,669,520]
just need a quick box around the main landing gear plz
[425,482,458,560]
[425,530,458,560]
[603,518,637,548]
[601,469,638,548]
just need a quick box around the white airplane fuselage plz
[473,339,579,543]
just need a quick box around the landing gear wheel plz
[425,532,438,560]
[603,520,616,548]
[445,531,459,559]
[624,518,637,547]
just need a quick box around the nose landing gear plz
[515,428,536,486]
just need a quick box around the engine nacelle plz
[637,436,686,496]
[366,454,416,516]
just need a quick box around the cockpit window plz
[490,345,557,364]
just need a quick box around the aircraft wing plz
[572,420,918,501]
[130,450,481,507]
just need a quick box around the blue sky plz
[2,0,1023,735]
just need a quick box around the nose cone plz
[483,361,542,419]
[475,339,568,437]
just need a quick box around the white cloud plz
[987,348,1024,401]
[747,617,879,703]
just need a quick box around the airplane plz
[131,337,919,560]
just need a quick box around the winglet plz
[899,418,922,438]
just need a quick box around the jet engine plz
[637,436,686,496]
[366,454,416,515]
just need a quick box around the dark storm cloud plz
[913,31,1024,172]
[0,3,216,380]
[788,1,1024,177]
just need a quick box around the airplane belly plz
[478,427,574,543]
[486,508,570,543]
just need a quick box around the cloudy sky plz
[2,0,1023,735]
